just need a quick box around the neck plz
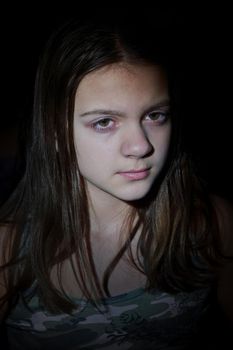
[86,187,132,238]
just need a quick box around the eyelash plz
[91,111,170,133]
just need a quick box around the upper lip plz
[119,168,149,173]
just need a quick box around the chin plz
[116,185,153,202]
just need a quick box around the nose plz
[120,124,153,158]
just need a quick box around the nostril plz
[121,128,153,158]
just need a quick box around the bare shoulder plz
[210,194,233,325]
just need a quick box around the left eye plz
[145,111,168,123]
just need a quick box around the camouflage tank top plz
[5,283,210,349]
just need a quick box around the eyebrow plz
[79,99,170,118]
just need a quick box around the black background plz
[0,3,232,204]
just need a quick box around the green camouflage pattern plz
[5,286,210,349]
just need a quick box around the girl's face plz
[74,63,171,203]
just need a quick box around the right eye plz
[91,118,115,132]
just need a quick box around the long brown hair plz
[0,15,223,314]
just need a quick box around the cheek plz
[75,146,98,178]
[150,126,171,159]
[74,135,112,172]
[74,134,92,166]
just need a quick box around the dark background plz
[0,4,232,348]
[0,3,232,205]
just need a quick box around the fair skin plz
[74,62,171,235]
[54,62,171,297]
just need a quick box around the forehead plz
[75,63,169,112]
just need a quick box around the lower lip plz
[118,169,150,180]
